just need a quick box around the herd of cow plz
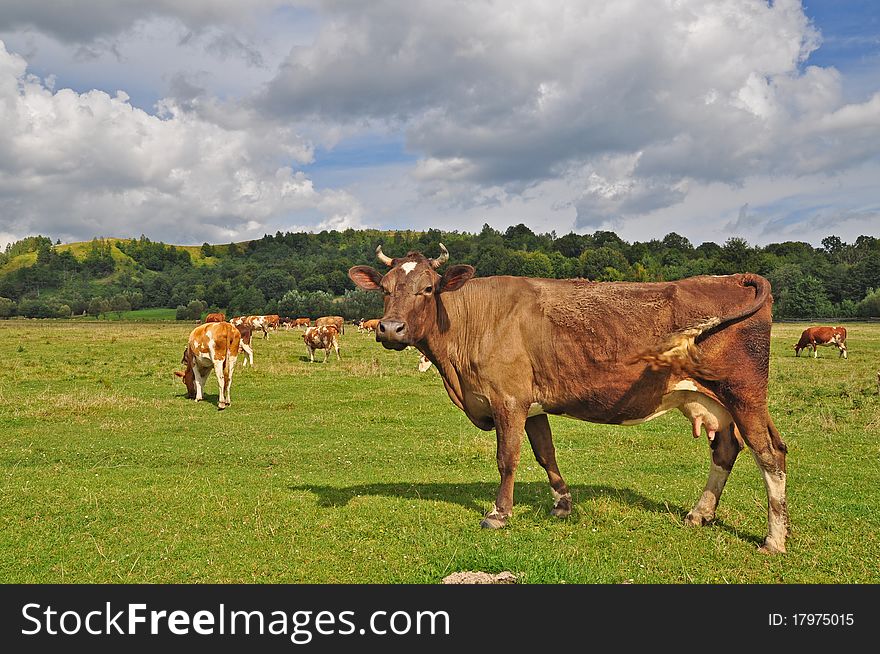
[175,312,352,407]
[173,243,861,554]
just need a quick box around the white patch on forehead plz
[401,262,417,275]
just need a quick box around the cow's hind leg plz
[242,343,254,367]
[525,414,572,518]
[213,358,228,409]
[733,408,788,553]
[481,401,526,529]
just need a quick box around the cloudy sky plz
[0,0,878,249]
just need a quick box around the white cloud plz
[0,40,364,245]
[0,1,877,248]
[259,0,880,234]
[0,1,282,43]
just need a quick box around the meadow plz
[0,319,877,584]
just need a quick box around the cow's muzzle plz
[377,319,409,350]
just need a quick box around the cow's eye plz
[424,286,433,294]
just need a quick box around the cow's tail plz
[637,274,771,379]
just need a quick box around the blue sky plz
[0,1,878,248]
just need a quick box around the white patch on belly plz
[622,407,675,426]
[527,403,545,417]
[401,262,417,274]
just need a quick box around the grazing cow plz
[303,325,341,362]
[174,321,241,410]
[349,244,789,553]
[234,322,255,367]
[293,318,311,330]
[264,314,281,331]
[316,315,345,335]
[239,315,275,339]
[205,312,226,323]
[360,318,380,333]
[794,326,848,359]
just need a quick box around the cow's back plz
[436,274,771,422]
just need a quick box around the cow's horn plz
[430,243,449,269]
[376,245,394,267]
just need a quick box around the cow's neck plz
[417,279,503,405]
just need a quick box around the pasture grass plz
[0,320,878,584]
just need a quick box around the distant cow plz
[205,312,225,323]
[293,318,311,330]
[264,314,281,331]
[316,315,345,335]
[350,243,789,553]
[175,321,241,410]
[794,326,847,359]
[234,323,255,367]
[418,353,433,372]
[360,318,380,333]
[234,315,276,339]
[303,325,340,362]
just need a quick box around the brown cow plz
[794,326,847,359]
[349,244,789,553]
[174,321,241,410]
[205,312,226,323]
[293,318,311,330]
[303,325,340,362]
[316,315,345,335]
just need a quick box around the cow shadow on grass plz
[174,392,224,409]
[287,481,763,546]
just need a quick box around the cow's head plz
[174,347,197,398]
[348,244,474,350]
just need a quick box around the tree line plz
[1,225,878,321]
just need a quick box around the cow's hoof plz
[684,511,710,527]
[758,539,786,555]
[480,514,508,529]
[551,501,572,518]
[217,403,227,411]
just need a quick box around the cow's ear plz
[348,266,384,291]
[438,265,475,293]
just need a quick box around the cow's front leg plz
[481,400,526,529]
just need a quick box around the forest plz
[1,224,878,320]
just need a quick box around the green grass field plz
[1,320,877,583]
[66,308,179,321]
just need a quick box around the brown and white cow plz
[417,353,433,372]
[233,315,276,339]
[316,315,345,335]
[360,318,380,333]
[205,312,226,323]
[349,244,789,553]
[794,326,847,359]
[293,317,311,330]
[303,325,340,362]
[234,322,255,367]
[174,321,241,410]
